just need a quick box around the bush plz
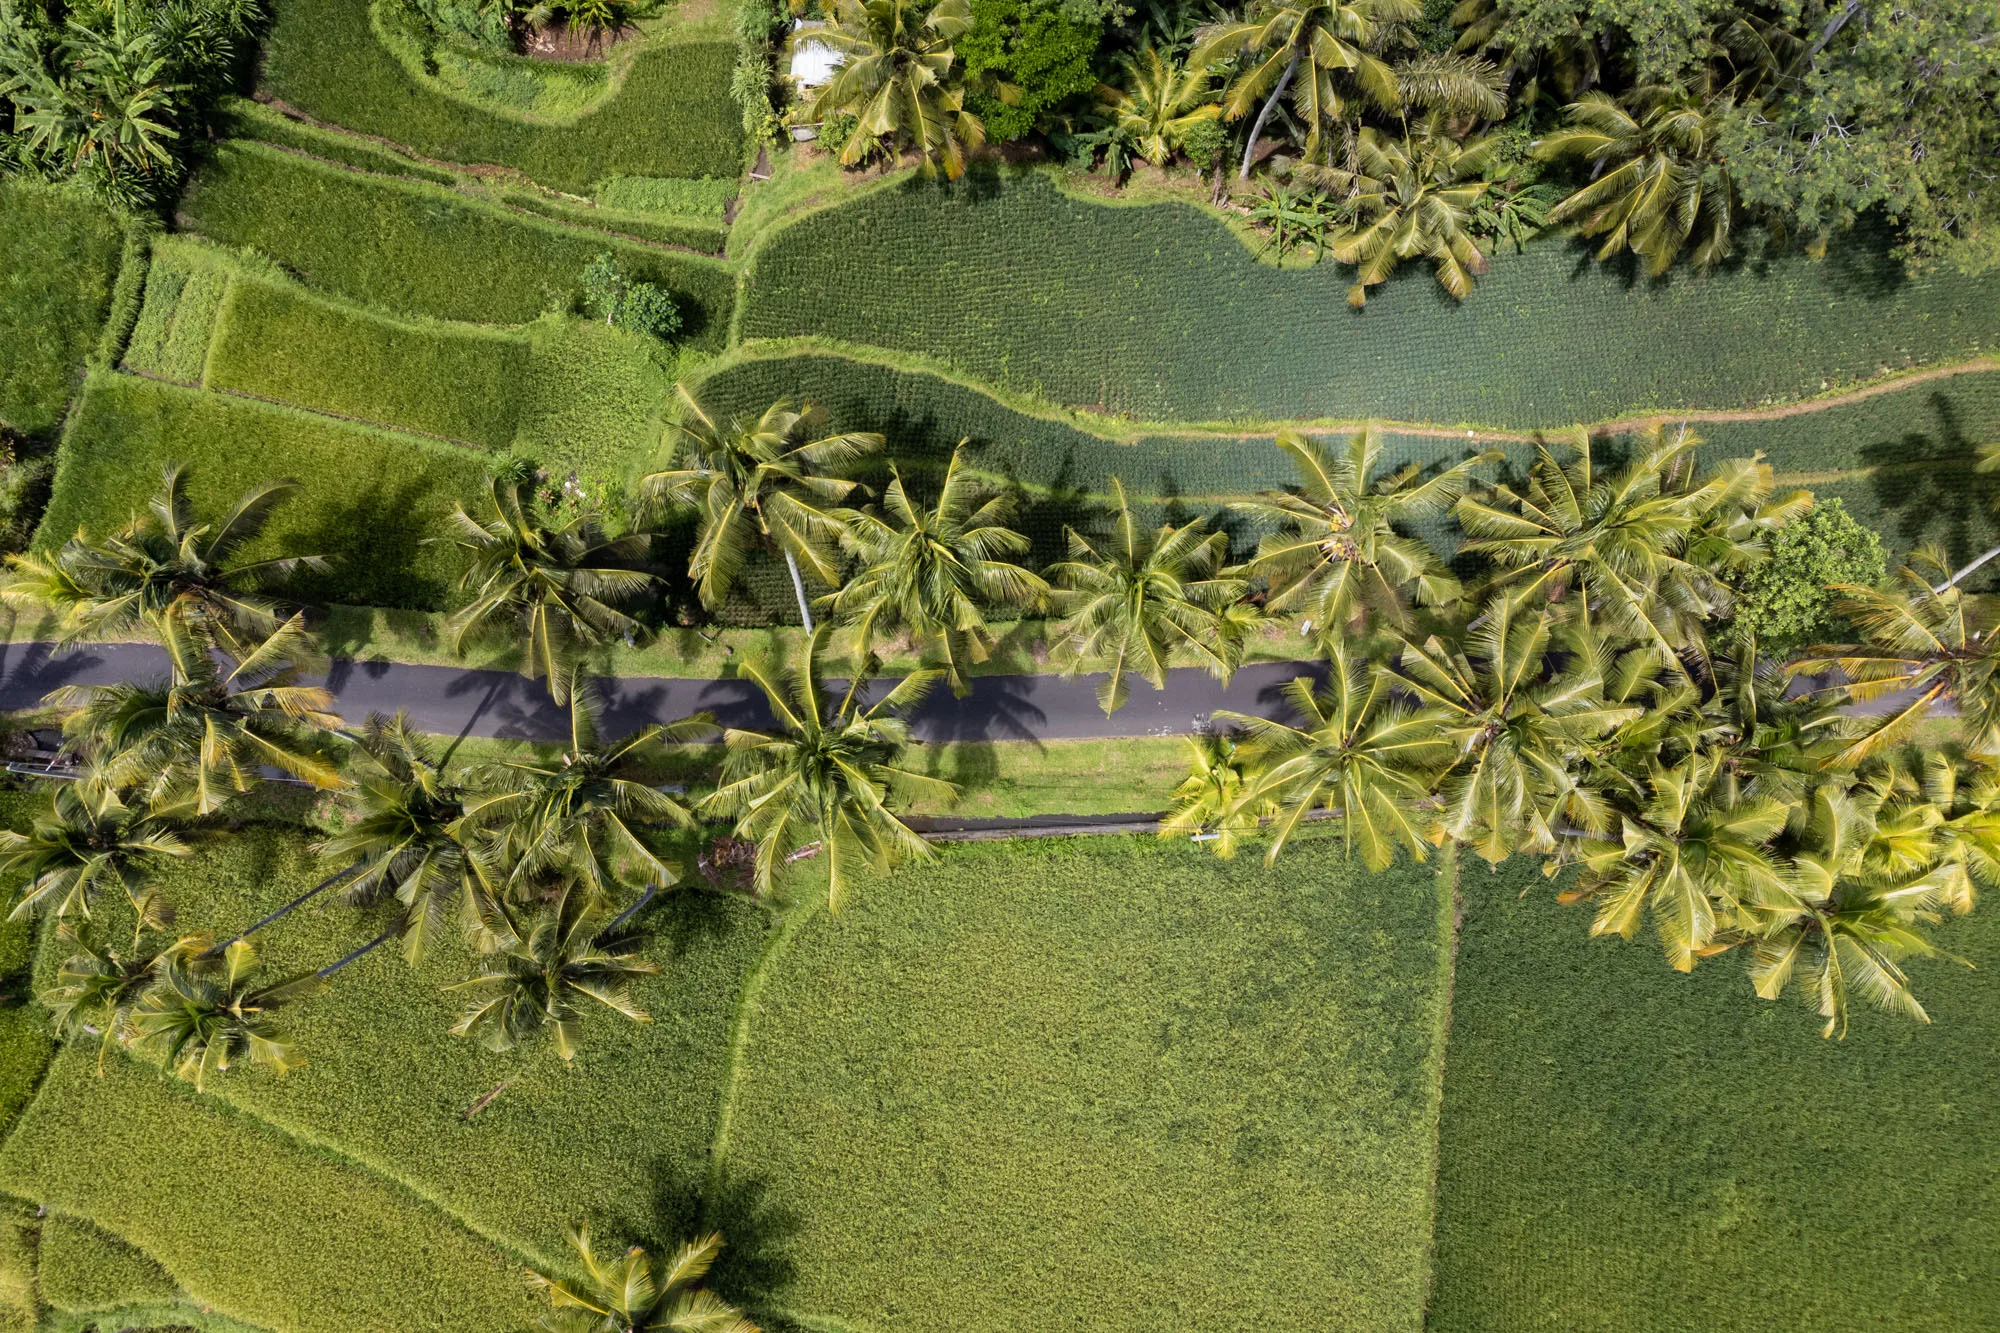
[0,181,125,437]
[38,1215,178,1313]
[958,0,1101,142]
[1726,498,1886,654]
[579,252,683,342]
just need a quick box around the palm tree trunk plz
[1934,543,2000,594]
[785,548,815,632]
[1239,48,1303,179]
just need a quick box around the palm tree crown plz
[1096,45,1220,169]
[0,778,189,936]
[528,1224,757,1333]
[128,936,324,1090]
[805,0,986,178]
[1316,114,1496,306]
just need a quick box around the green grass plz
[220,97,461,184]
[178,141,735,344]
[37,373,490,610]
[484,187,728,254]
[597,175,739,220]
[425,40,609,120]
[0,181,125,436]
[38,1215,179,1313]
[1429,858,2000,1331]
[257,0,743,191]
[716,837,1454,1332]
[513,316,674,484]
[0,1045,538,1333]
[40,1303,273,1333]
[738,170,2000,427]
[122,242,236,386]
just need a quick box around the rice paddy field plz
[0,182,126,438]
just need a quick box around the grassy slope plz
[0,181,123,436]
[257,0,742,190]
[737,172,2000,427]
[717,838,1454,1332]
[1430,860,2000,1331]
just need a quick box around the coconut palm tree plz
[1,464,323,655]
[41,922,166,1069]
[699,626,954,909]
[823,445,1048,697]
[0,777,189,936]
[1217,640,1452,867]
[1232,426,1495,631]
[1047,478,1249,716]
[642,387,882,632]
[1310,113,1495,305]
[437,475,655,704]
[460,676,712,908]
[51,615,344,816]
[804,0,986,178]
[447,883,658,1060]
[1535,82,1737,275]
[1447,0,1603,108]
[528,1224,757,1333]
[128,936,324,1090]
[1157,732,1271,859]
[1096,44,1220,169]
[1192,0,1417,178]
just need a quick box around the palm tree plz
[1232,426,1494,631]
[41,922,165,1069]
[0,778,189,936]
[1312,114,1495,305]
[51,616,344,815]
[823,445,1048,696]
[461,676,712,908]
[128,936,324,1090]
[642,387,882,632]
[698,627,954,909]
[1047,478,1248,716]
[1217,641,1452,867]
[1192,0,1417,178]
[1535,83,1737,275]
[1096,44,1220,169]
[447,884,658,1060]
[1,464,323,655]
[528,1224,757,1333]
[1157,732,1271,859]
[437,475,655,704]
[1796,546,2000,764]
[804,0,986,179]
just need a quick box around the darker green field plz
[0,182,125,437]
[1696,369,2000,474]
[257,0,742,190]
[739,172,2000,428]
[1429,860,2000,1331]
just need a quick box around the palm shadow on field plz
[639,1158,802,1313]
[288,474,450,611]
[1858,393,2000,577]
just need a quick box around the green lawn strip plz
[36,373,489,610]
[0,181,125,437]
[0,1045,539,1333]
[737,169,2000,428]
[716,837,1454,1332]
[257,0,742,190]
[37,1214,180,1313]
[178,140,735,343]
[1428,859,2000,1331]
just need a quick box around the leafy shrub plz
[38,1215,179,1313]
[816,111,860,160]
[1725,498,1885,654]
[407,0,514,53]
[579,252,681,341]
[0,181,125,436]
[959,0,1101,141]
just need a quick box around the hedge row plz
[1430,858,2000,1331]
[719,838,1453,1332]
[257,0,743,190]
[179,141,735,345]
[738,171,2000,428]
[0,180,125,436]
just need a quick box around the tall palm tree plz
[1157,732,1270,860]
[528,1224,757,1333]
[1096,44,1221,169]
[804,0,985,178]
[1535,83,1737,275]
[447,883,658,1060]
[2,464,322,655]
[642,387,882,632]
[1232,426,1494,631]
[51,616,344,815]
[0,778,189,936]
[1217,641,1452,867]
[699,626,954,909]
[1047,478,1248,716]
[41,922,165,1069]
[461,676,712,908]
[824,445,1048,696]
[437,476,655,704]
[1312,114,1495,305]
[1192,0,1417,178]
[128,936,324,1090]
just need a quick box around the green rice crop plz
[1798,464,2000,580]
[257,0,743,191]
[1695,368,2000,475]
[218,98,461,185]
[597,175,739,220]
[0,181,125,436]
[738,171,2000,428]
[1429,858,2000,1331]
[0,1206,32,1333]
[40,1303,272,1333]
[38,1215,180,1313]
[0,1045,540,1333]
[178,141,735,343]
[487,187,728,254]
[717,837,1454,1333]
[514,316,674,485]
[121,242,233,385]
[37,373,489,610]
